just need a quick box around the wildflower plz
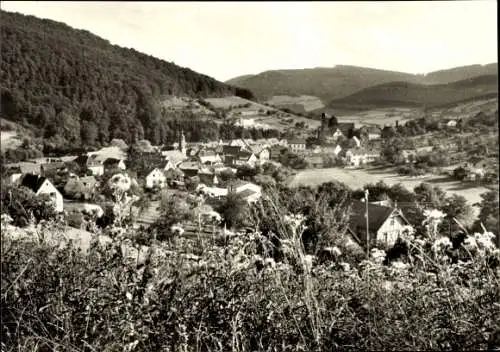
[126,292,133,301]
[463,236,478,251]
[370,248,386,263]
[391,261,409,270]
[303,254,315,272]
[264,257,276,268]
[170,225,185,235]
[324,246,342,257]
[339,262,351,272]
[432,236,452,252]
[474,231,496,251]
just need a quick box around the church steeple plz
[178,130,186,156]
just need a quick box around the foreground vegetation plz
[2,189,500,351]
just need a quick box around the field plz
[205,95,321,132]
[289,166,491,215]
[334,107,419,127]
[265,95,325,112]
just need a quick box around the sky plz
[1,1,497,82]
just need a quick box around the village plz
[3,106,497,251]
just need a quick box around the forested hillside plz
[226,64,497,103]
[0,10,254,151]
[326,74,498,111]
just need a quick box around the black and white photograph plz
[0,1,499,350]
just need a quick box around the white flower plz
[303,255,315,272]
[264,258,276,268]
[126,292,133,301]
[463,236,477,251]
[391,261,409,270]
[370,248,386,263]
[325,246,342,257]
[474,231,496,251]
[339,262,351,271]
[170,225,184,235]
[432,237,453,252]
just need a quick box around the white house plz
[333,145,342,156]
[145,168,167,189]
[287,139,306,154]
[446,120,457,128]
[229,181,262,203]
[21,174,64,213]
[352,136,361,148]
[347,200,410,249]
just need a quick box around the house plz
[416,146,434,154]
[198,170,219,187]
[352,136,361,148]
[3,166,23,185]
[307,156,324,169]
[145,168,167,189]
[269,146,284,161]
[446,119,458,128]
[249,146,270,164]
[329,123,355,141]
[228,181,262,203]
[21,174,63,212]
[347,200,410,249]
[345,149,379,167]
[401,149,417,164]
[162,150,188,170]
[233,151,258,167]
[178,161,201,178]
[197,150,223,166]
[64,175,98,200]
[4,162,41,175]
[287,138,306,154]
[75,154,104,176]
[103,158,126,172]
[41,162,67,176]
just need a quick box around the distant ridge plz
[226,63,498,103]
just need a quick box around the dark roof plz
[337,123,355,136]
[103,158,122,166]
[222,145,243,156]
[4,166,22,175]
[348,200,396,234]
[21,174,48,193]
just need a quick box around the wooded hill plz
[325,74,498,111]
[227,64,498,103]
[0,10,254,151]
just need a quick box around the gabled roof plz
[348,200,408,235]
[163,150,187,166]
[222,145,243,156]
[21,174,49,193]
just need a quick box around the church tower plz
[178,130,186,156]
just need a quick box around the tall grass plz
[1,204,500,351]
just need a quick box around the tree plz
[152,194,194,241]
[214,192,248,229]
[414,183,447,210]
[453,167,468,181]
[474,190,499,238]
[328,115,338,128]
[442,194,475,230]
